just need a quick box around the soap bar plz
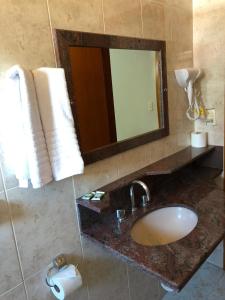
[81,192,95,200]
[92,191,105,201]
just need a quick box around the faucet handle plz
[141,195,149,208]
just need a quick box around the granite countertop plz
[81,165,225,291]
[77,146,216,213]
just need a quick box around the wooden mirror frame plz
[54,29,169,165]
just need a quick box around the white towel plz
[32,68,84,181]
[6,65,53,188]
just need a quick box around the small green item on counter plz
[91,191,105,201]
[81,192,95,200]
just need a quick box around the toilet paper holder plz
[46,254,67,288]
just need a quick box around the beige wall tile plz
[166,41,193,72]
[177,132,192,148]
[194,8,225,63]
[48,0,104,33]
[81,237,130,300]
[145,139,164,163]
[167,72,180,134]
[169,7,192,46]
[193,0,225,11]
[0,192,22,294]
[168,0,193,11]
[196,66,225,84]
[117,144,151,178]
[142,1,166,40]
[0,284,27,300]
[103,0,142,37]
[207,132,224,146]
[162,135,179,157]
[73,155,120,198]
[193,1,225,146]
[7,178,82,278]
[0,0,55,74]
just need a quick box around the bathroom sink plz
[130,206,198,246]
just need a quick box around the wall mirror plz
[54,30,169,164]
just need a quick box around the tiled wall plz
[193,0,225,268]
[193,0,225,146]
[0,1,193,299]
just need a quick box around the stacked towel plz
[32,68,84,181]
[6,65,53,188]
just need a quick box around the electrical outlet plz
[206,108,216,125]
[147,101,154,111]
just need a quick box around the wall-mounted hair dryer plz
[175,68,205,121]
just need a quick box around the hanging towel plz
[32,68,84,181]
[6,65,53,188]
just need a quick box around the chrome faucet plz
[129,180,151,212]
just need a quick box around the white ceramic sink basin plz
[130,206,198,246]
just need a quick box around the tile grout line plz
[72,176,91,300]
[0,165,29,300]
[46,0,58,67]
[4,185,19,192]
[0,282,25,299]
[101,0,106,33]
[139,0,144,38]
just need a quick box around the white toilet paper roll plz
[50,265,82,300]
[191,132,207,148]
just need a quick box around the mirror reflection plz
[69,47,163,153]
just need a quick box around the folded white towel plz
[32,68,84,181]
[6,65,53,188]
